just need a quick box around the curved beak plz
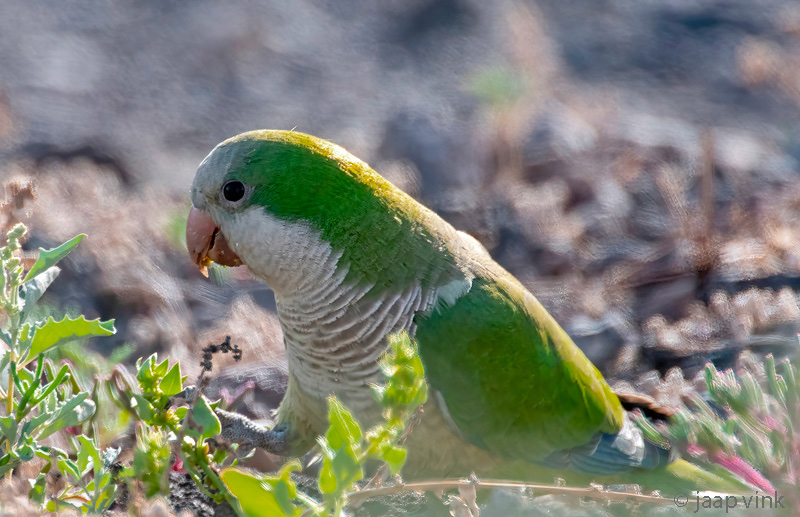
[186,206,242,277]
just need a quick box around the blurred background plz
[2,0,800,408]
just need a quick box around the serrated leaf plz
[19,266,60,323]
[193,396,221,439]
[24,315,115,366]
[22,234,85,283]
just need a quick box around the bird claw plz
[215,408,292,456]
[171,386,290,455]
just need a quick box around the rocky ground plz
[1,0,800,515]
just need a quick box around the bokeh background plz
[3,0,800,417]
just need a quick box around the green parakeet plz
[185,130,751,492]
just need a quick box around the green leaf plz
[0,415,17,443]
[0,452,20,477]
[159,362,183,398]
[131,394,155,422]
[136,354,155,377]
[93,479,118,512]
[136,353,160,391]
[16,355,44,418]
[318,456,337,495]
[15,363,34,387]
[19,266,60,323]
[36,393,95,439]
[193,395,221,439]
[221,467,304,517]
[29,473,47,505]
[380,445,407,475]
[29,363,71,410]
[58,457,82,483]
[22,234,85,283]
[77,435,106,495]
[326,396,362,450]
[15,435,36,462]
[330,446,363,492]
[24,315,115,366]
[154,357,170,378]
[77,437,93,474]
[20,412,51,439]
[273,461,301,507]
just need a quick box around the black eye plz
[223,181,246,202]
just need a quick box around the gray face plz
[191,144,255,218]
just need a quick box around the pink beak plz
[186,206,242,276]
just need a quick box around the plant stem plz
[4,348,14,481]
[347,479,684,505]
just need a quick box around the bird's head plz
[186,130,453,297]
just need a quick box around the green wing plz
[414,267,625,462]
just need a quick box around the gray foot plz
[215,409,292,456]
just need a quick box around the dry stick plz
[347,479,675,506]
[695,129,716,304]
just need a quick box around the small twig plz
[347,478,673,506]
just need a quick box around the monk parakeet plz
[185,130,750,491]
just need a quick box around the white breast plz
[217,206,440,410]
[279,283,435,409]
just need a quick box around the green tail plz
[632,459,753,495]
[489,458,755,497]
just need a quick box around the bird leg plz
[214,409,293,456]
[173,385,293,456]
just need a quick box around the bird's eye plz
[223,181,246,202]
